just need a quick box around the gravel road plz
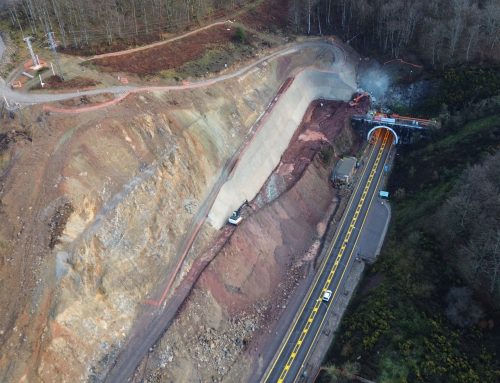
[0,40,346,108]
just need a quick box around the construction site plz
[0,1,434,382]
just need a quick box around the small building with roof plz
[331,156,357,185]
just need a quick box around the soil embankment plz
[137,99,364,382]
[90,24,256,75]
[0,42,357,382]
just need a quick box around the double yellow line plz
[291,131,391,382]
[263,130,391,383]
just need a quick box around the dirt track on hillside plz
[92,24,237,74]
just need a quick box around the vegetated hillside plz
[5,0,248,48]
[319,88,500,381]
[2,0,317,53]
[411,66,500,118]
[3,0,500,65]
[437,152,500,305]
[312,0,500,66]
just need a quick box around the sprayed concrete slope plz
[208,67,356,228]
[0,40,360,383]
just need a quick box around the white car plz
[322,290,333,302]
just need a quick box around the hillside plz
[320,94,500,382]
[1,1,500,382]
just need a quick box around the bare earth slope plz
[137,100,362,383]
[0,41,356,382]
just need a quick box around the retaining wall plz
[208,68,356,228]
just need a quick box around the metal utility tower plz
[23,36,41,68]
[2,96,20,113]
[47,32,64,80]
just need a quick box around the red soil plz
[197,99,363,317]
[34,76,100,90]
[255,100,364,207]
[91,25,236,74]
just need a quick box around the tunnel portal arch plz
[367,125,399,144]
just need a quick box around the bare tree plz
[483,0,500,52]
[438,152,500,301]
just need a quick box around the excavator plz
[349,92,370,107]
[227,200,250,226]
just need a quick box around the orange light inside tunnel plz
[367,126,397,145]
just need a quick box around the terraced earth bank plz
[135,100,363,383]
[0,43,357,382]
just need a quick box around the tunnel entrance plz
[367,125,398,144]
[352,114,438,145]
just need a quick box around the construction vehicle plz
[349,92,369,107]
[227,200,249,226]
[10,81,22,89]
[228,211,243,225]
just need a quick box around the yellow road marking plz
[275,131,391,382]
[291,132,393,383]
[262,135,380,383]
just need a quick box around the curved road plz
[0,35,351,382]
[0,40,345,108]
[261,129,393,383]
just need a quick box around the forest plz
[1,0,313,50]
[319,0,500,65]
[3,0,500,65]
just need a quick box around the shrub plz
[234,26,247,43]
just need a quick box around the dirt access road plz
[0,40,346,110]
[102,66,353,383]
[83,21,229,61]
[1,32,350,382]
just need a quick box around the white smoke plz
[358,61,391,102]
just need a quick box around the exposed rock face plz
[0,43,356,382]
[145,159,338,383]
[139,100,360,383]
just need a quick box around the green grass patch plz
[160,42,255,79]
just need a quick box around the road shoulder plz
[295,152,394,382]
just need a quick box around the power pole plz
[47,31,64,80]
[23,36,41,68]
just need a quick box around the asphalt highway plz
[261,129,393,383]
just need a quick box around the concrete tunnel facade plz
[367,125,399,144]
